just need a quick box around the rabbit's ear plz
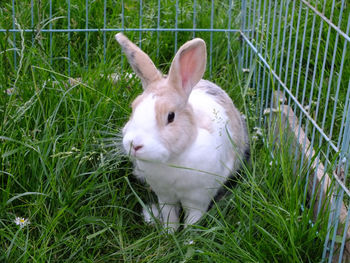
[115,33,162,88]
[168,38,206,99]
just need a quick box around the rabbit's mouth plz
[128,146,169,163]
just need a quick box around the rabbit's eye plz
[167,112,175,124]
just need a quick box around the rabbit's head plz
[116,33,207,162]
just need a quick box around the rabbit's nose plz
[133,144,143,152]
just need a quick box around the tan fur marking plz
[130,79,168,112]
[129,77,198,157]
[154,96,197,156]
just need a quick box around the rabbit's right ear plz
[167,38,206,100]
[115,33,162,88]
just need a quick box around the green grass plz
[0,0,341,262]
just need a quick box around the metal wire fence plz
[1,0,241,76]
[1,0,349,261]
[241,0,350,261]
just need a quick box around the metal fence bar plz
[341,85,350,178]
[319,1,345,208]
[322,186,338,260]
[226,0,232,62]
[273,0,283,75]
[209,0,214,78]
[12,0,16,70]
[287,1,302,111]
[31,0,34,45]
[239,0,246,70]
[244,0,250,70]
[262,0,272,123]
[307,3,329,205]
[339,209,350,263]
[49,0,53,65]
[156,0,160,57]
[302,0,326,203]
[250,0,258,117]
[327,189,345,262]
[0,28,244,33]
[85,0,89,68]
[252,0,257,66]
[257,0,267,126]
[121,0,125,30]
[67,0,71,75]
[297,2,317,184]
[269,0,284,129]
[255,0,262,123]
[283,0,296,144]
[312,0,335,210]
[193,0,196,38]
[247,0,252,70]
[266,0,279,129]
[139,0,142,48]
[338,82,350,176]
[323,81,350,260]
[103,0,107,62]
[338,84,350,156]
[121,0,124,70]
[291,3,309,173]
[321,0,343,138]
[325,0,346,153]
[340,84,350,148]
[278,0,289,93]
[285,0,296,101]
[250,0,257,106]
[174,0,178,53]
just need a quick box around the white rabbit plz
[115,33,249,232]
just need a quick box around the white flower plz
[253,127,263,136]
[14,217,30,228]
[5,88,14,95]
[184,239,195,245]
[263,108,280,115]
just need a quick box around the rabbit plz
[115,33,249,232]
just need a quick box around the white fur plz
[123,95,170,162]
[124,85,236,231]
[116,33,249,232]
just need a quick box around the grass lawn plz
[1,0,345,262]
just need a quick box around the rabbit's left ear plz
[167,38,207,100]
[115,33,162,88]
